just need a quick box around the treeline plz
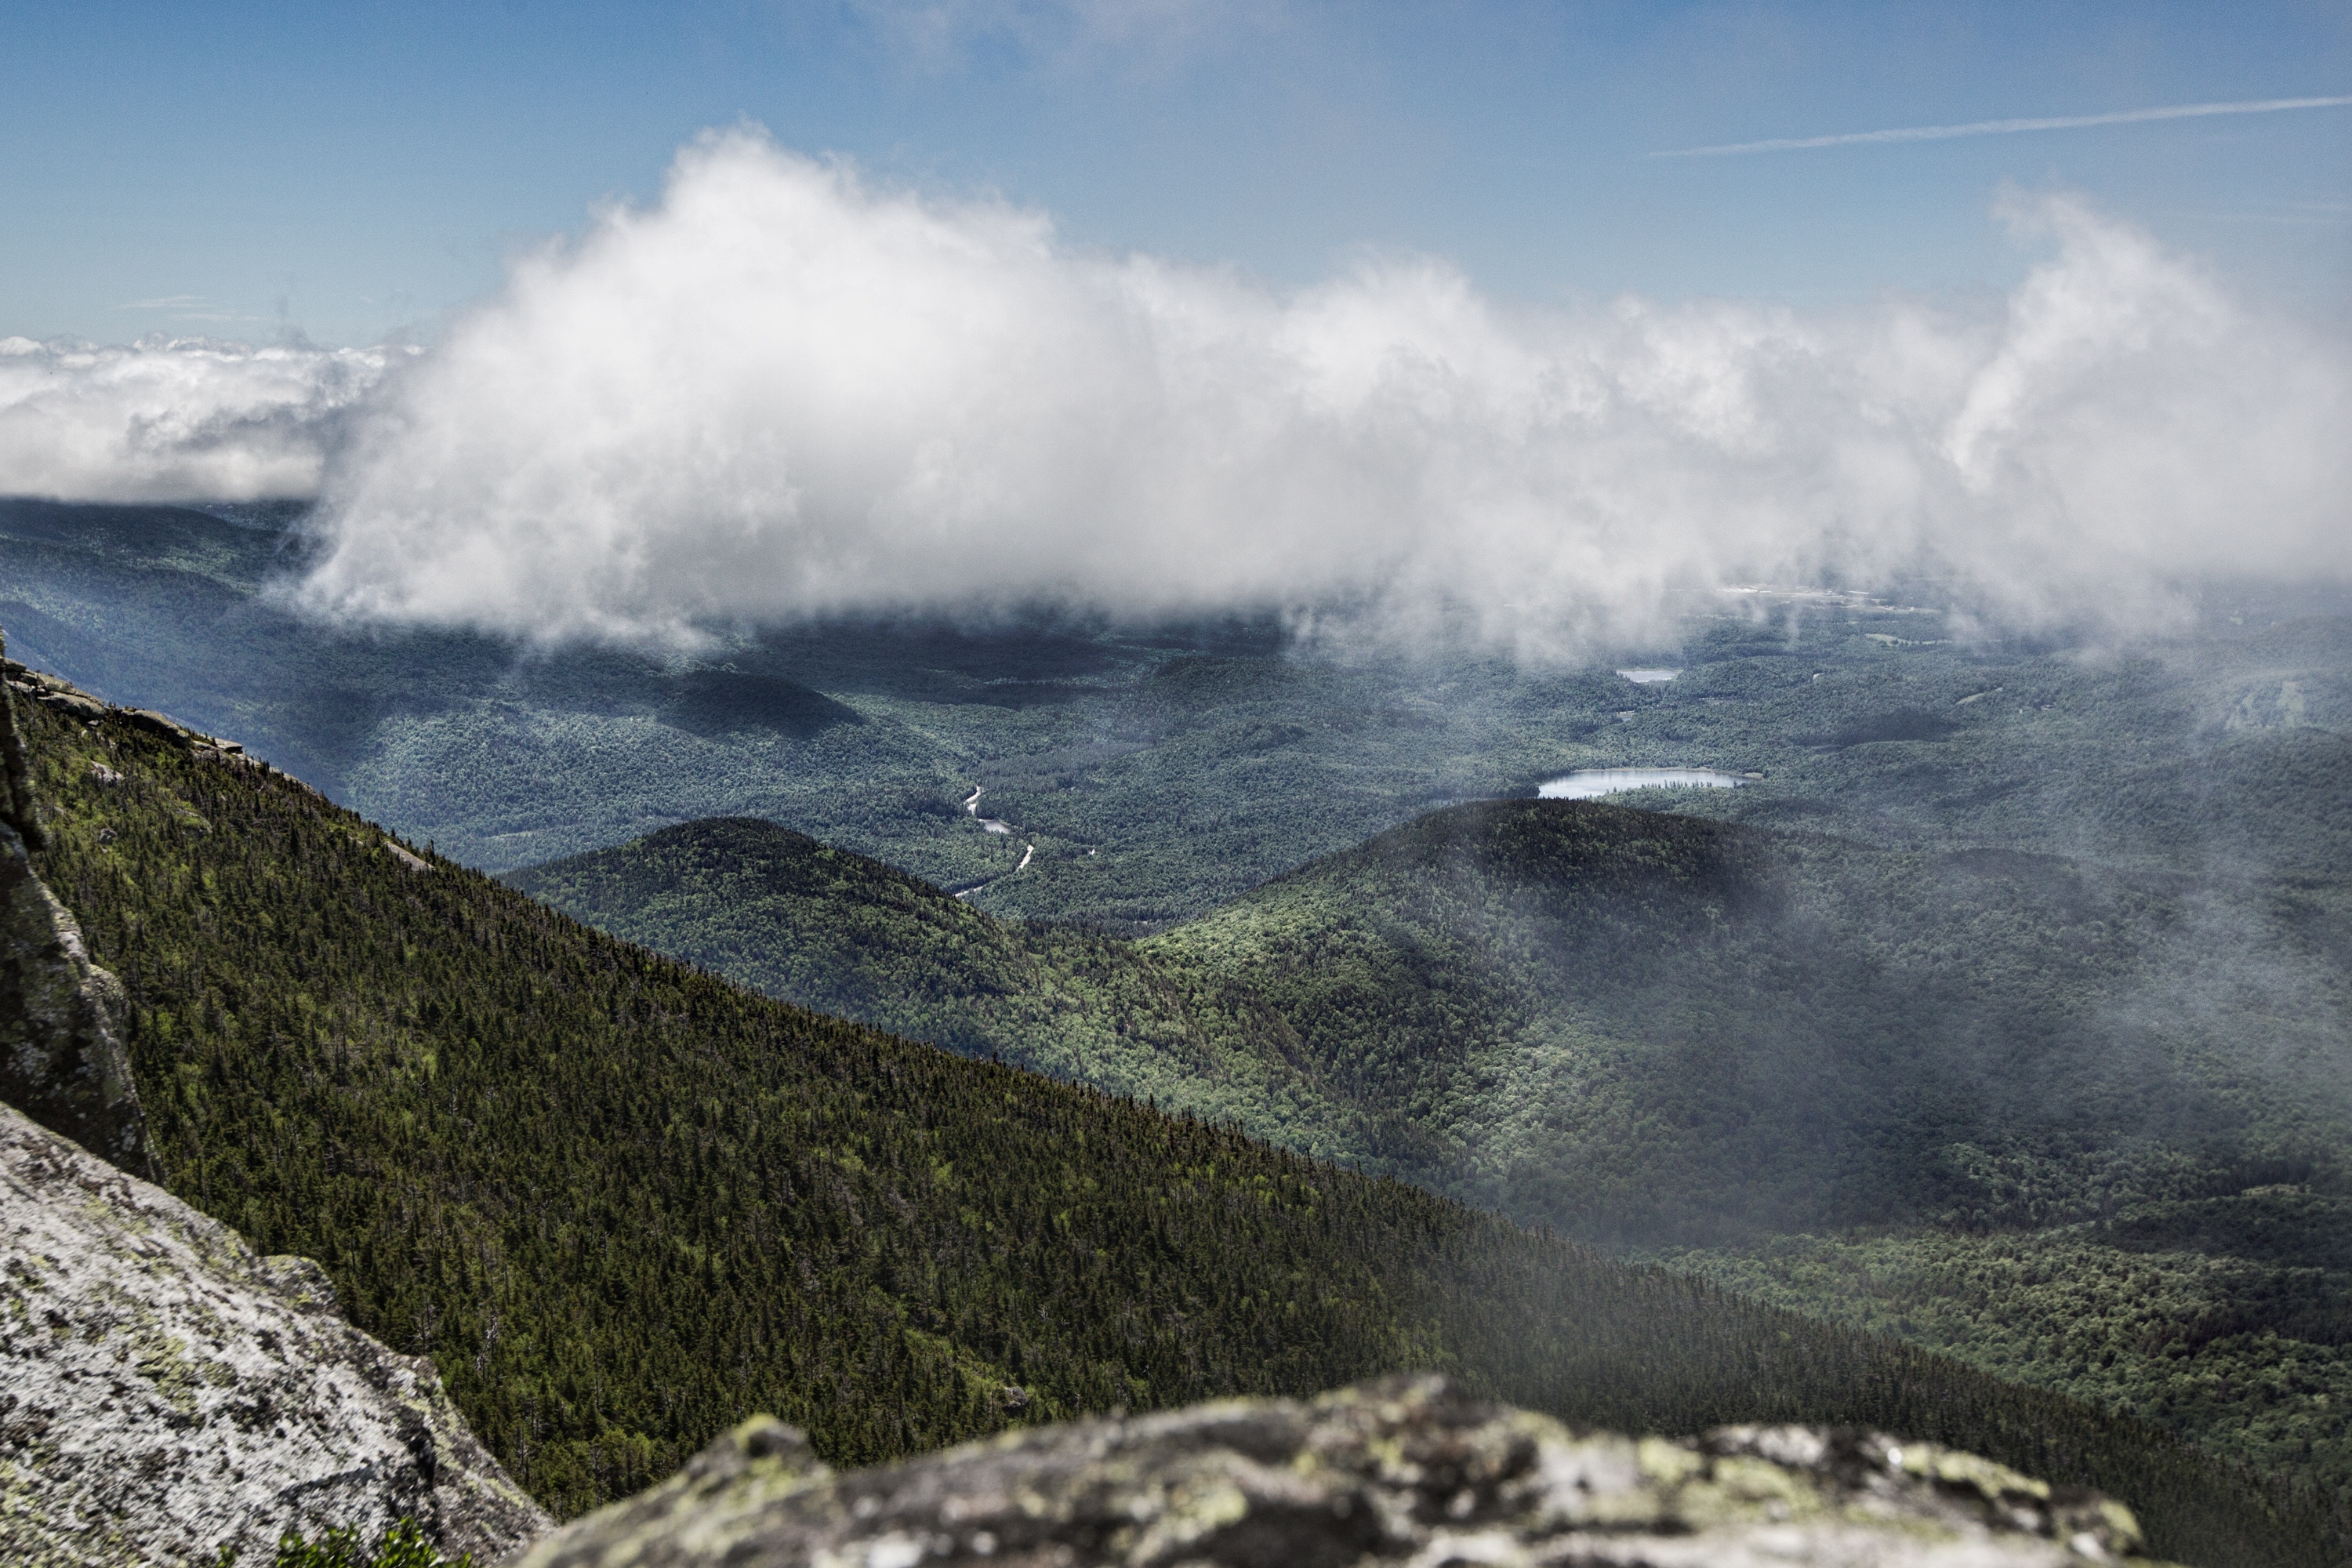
[19,699,2347,1565]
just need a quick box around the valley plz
[5,498,2350,1556]
[20,691,2343,1567]
[506,800,2352,1504]
[10,499,2347,932]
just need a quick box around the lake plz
[1537,768,1748,800]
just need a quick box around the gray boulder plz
[509,1375,2160,1568]
[0,1100,552,1566]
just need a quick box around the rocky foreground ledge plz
[0,1100,550,1566]
[513,1375,2161,1568]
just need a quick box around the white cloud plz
[0,336,396,503]
[13,131,2343,652]
[289,132,2348,651]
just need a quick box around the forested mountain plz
[1156,798,2349,1237]
[510,801,2352,1506]
[10,495,2350,1543]
[513,801,2350,1240]
[14,690,2347,1566]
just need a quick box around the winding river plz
[955,785,1034,898]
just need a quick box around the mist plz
[10,129,2348,652]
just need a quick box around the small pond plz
[1537,768,1748,800]
[1617,668,1681,684]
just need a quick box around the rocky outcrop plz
[0,634,149,1176]
[0,1099,552,1566]
[2,660,107,728]
[0,650,43,845]
[511,1375,2161,1568]
[2,652,249,760]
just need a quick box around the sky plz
[0,2,2346,652]
[2,1,2347,347]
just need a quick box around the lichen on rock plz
[0,1099,551,1566]
[510,1374,2166,1568]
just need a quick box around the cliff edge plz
[1,633,148,1175]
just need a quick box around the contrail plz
[1656,95,2352,158]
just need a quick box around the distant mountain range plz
[10,495,2350,924]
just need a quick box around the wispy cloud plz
[1656,95,2352,158]
[855,0,1263,76]
[110,295,263,324]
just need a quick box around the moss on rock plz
[514,1375,2168,1568]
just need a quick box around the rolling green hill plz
[508,802,2352,1506]
[15,690,2349,1566]
[1154,799,2351,1237]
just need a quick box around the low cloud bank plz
[0,336,396,503]
[16,131,2348,651]
[297,135,2346,648]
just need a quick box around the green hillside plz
[514,802,2352,1240]
[16,695,2348,1566]
[1655,1196,2352,1509]
[507,816,1364,1157]
[508,802,2352,1505]
[1155,799,2350,1238]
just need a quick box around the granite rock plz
[0,638,149,1177]
[509,1374,2163,1568]
[0,1099,552,1566]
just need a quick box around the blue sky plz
[2,1,2347,347]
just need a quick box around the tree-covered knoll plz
[18,698,2346,1566]
[1152,798,2350,1241]
[509,816,1363,1159]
